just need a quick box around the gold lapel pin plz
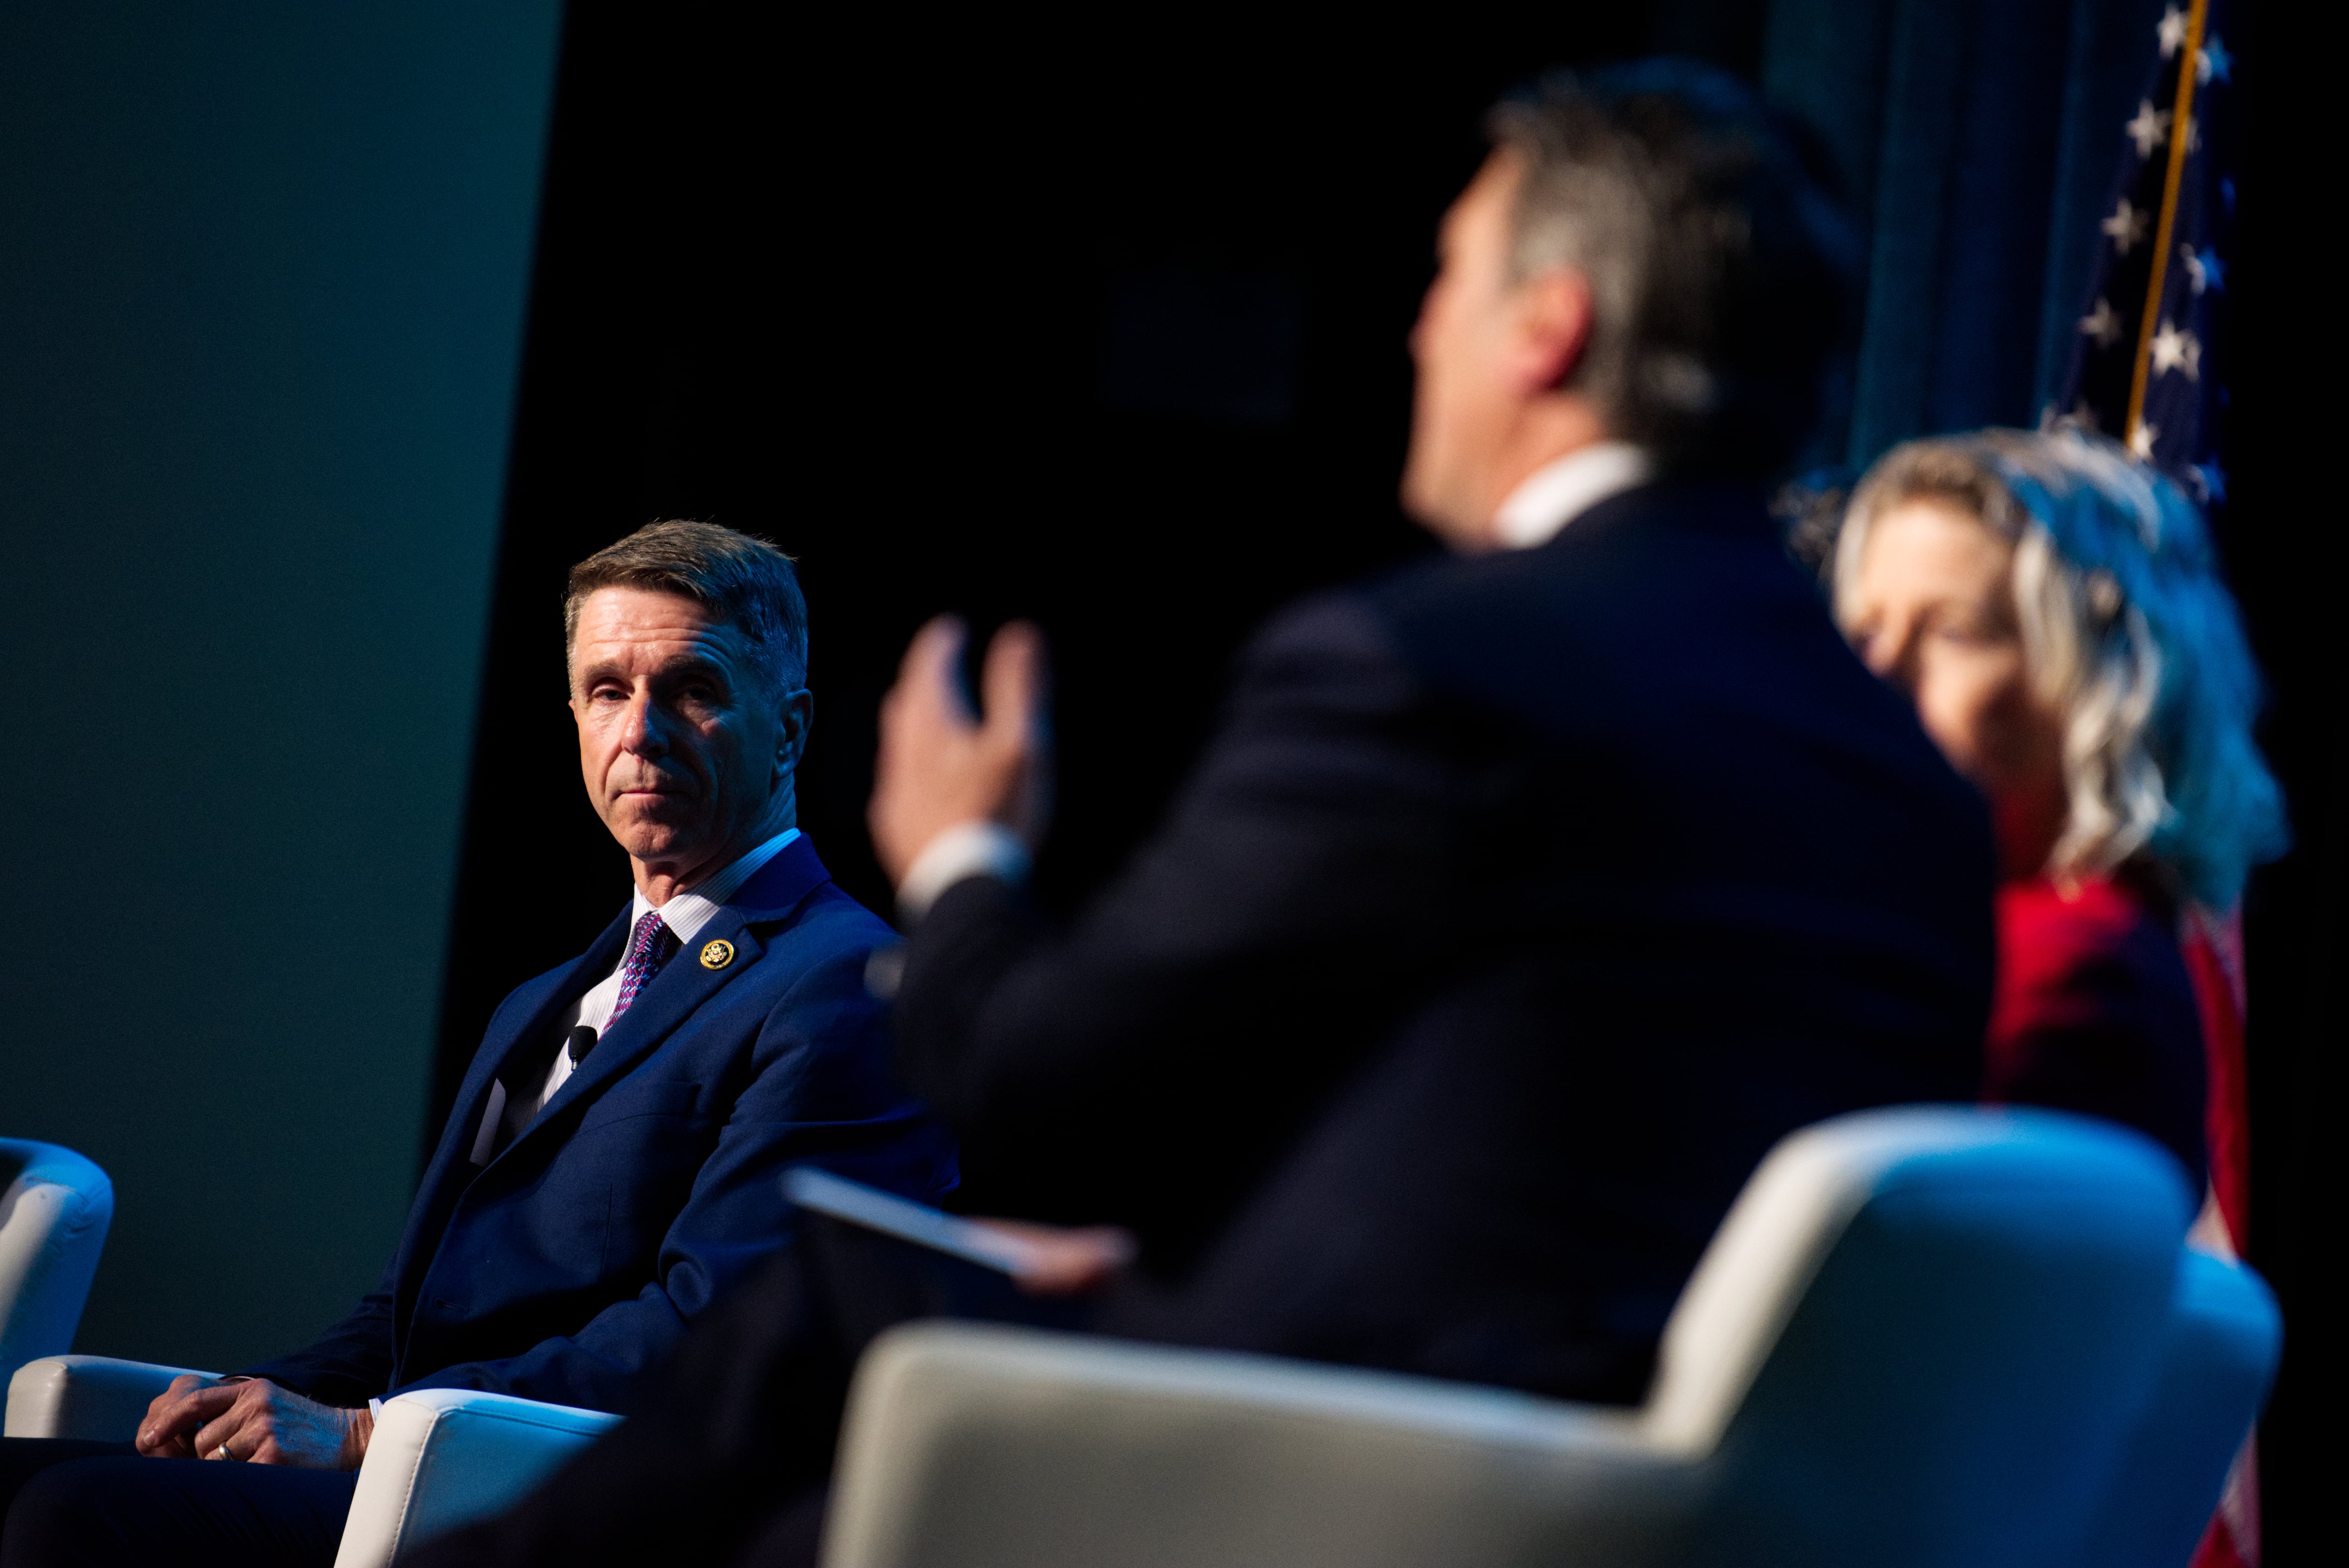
[700,938,736,970]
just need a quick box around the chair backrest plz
[1643,1106,2193,1568]
[0,1140,115,1385]
[2065,1245,2279,1568]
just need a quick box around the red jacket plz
[1986,874,2208,1188]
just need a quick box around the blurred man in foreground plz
[0,523,953,1566]
[419,62,1996,1566]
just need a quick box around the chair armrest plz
[4,1354,217,1440]
[2066,1248,2282,1568]
[0,1150,115,1381]
[334,1388,622,1568]
[822,1322,1698,1568]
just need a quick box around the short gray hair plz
[564,520,809,698]
[1835,428,2287,909]
[1486,61,1854,476]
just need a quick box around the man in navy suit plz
[0,522,953,1563]
[404,62,1998,1568]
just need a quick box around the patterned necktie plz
[477,910,677,1166]
[609,910,679,1024]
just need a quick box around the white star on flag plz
[2079,297,2123,345]
[2129,419,2159,459]
[2200,36,2232,84]
[2125,99,2171,158]
[2184,115,2202,154]
[2181,245,2223,294]
[2150,321,2202,381]
[2102,197,2150,255]
[2158,5,2188,58]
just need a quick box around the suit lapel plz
[498,836,837,1157]
[394,907,630,1341]
[415,909,630,1200]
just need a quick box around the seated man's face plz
[1402,149,1602,549]
[1403,151,1524,543]
[569,586,794,879]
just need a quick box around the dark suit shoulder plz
[1361,484,1803,689]
[1227,587,1421,714]
[746,879,895,966]
[723,884,900,1053]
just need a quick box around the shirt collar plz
[632,827,802,945]
[1491,442,1655,550]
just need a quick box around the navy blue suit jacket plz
[248,835,955,1413]
[900,482,1995,1402]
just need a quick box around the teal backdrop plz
[0,3,562,1369]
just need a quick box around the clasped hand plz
[137,1374,373,1469]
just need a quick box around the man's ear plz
[1507,267,1595,396]
[773,688,814,779]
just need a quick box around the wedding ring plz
[212,1444,232,1460]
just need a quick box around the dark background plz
[437,0,2333,1557]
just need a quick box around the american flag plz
[2052,0,2235,507]
[2052,6,2257,1565]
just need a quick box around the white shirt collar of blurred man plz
[1492,440,1653,550]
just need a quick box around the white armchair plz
[815,1107,2279,1568]
[3,1352,212,1443]
[0,1139,114,1387]
[333,1388,620,1568]
[2070,1243,2280,1565]
[4,1356,619,1567]
[6,1109,2280,1568]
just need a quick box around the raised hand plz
[869,615,1053,884]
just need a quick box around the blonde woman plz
[1834,427,2286,1201]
